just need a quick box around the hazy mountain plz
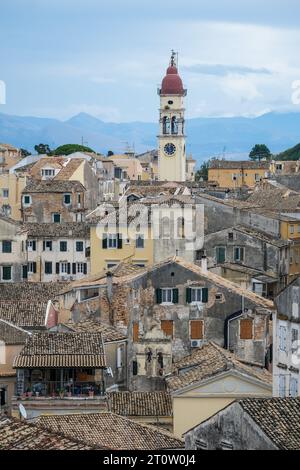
[1,111,300,165]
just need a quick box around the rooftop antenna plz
[170,49,177,67]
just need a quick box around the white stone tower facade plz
[158,52,187,182]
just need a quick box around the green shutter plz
[117,234,123,249]
[102,234,107,249]
[173,288,179,304]
[186,287,192,304]
[202,288,208,303]
[156,288,162,304]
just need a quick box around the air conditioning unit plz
[191,340,202,348]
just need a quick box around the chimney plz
[201,255,207,273]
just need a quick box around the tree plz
[20,148,31,158]
[54,144,95,156]
[249,144,272,161]
[34,143,52,155]
[195,160,209,181]
[107,150,114,157]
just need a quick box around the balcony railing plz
[18,380,105,399]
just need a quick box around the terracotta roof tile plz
[64,319,127,343]
[23,179,85,193]
[107,391,172,416]
[36,413,183,450]
[239,398,300,450]
[166,342,272,392]
[14,332,106,368]
[0,416,95,450]
[0,320,30,345]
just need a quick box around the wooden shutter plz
[72,263,76,275]
[161,320,173,338]
[202,288,208,303]
[83,263,87,275]
[173,288,179,304]
[56,263,60,274]
[186,287,192,304]
[43,241,45,251]
[33,262,37,274]
[240,319,253,340]
[67,263,71,275]
[190,320,203,340]
[133,322,139,342]
[156,288,162,304]
[102,234,107,249]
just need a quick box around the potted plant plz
[58,389,65,399]
[26,389,33,398]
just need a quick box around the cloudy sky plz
[1,0,300,122]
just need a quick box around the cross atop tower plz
[170,50,177,67]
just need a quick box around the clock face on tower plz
[164,143,176,156]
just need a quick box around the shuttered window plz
[161,320,174,338]
[240,319,253,340]
[190,320,203,340]
[133,322,139,342]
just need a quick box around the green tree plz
[249,144,272,161]
[107,150,114,157]
[34,143,52,155]
[20,148,31,158]
[54,144,95,156]
[195,160,209,181]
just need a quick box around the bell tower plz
[158,51,187,182]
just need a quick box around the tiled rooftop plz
[107,391,172,417]
[13,332,106,368]
[166,342,272,392]
[63,319,127,343]
[0,319,30,345]
[239,398,300,450]
[23,179,85,193]
[24,222,89,238]
[0,416,95,450]
[36,413,183,450]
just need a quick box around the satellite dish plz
[19,403,27,420]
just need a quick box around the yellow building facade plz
[0,173,27,220]
[208,161,270,188]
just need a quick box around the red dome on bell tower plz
[159,51,186,96]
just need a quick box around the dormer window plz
[41,168,55,179]
[23,195,32,206]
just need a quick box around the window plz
[190,320,203,340]
[43,240,52,251]
[290,225,295,234]
[186,287,209,304]
[234,247,245,262]
[2,189,9,198]
[254,173,260,182]
[76,241,84,252]
[77,263,86,274]
[2,240,12,253]
[228,232,234,241]
[161,320,174,338]
[28,262,36,274]
[41,168,55,178]
[292,328,299,352]
[45,262,52,274]
[23,195,31,205]
[290,377,298,398]
[27,240,36,252]
[63,193,71,205]
[279,325,287,352]
[216,246,226,263]
[107,263,118,269]
[133,322,139,342]
[240,319,253,340]
[279,375,286,398]
[136,235,144,249]
[60,262,70,274]
[52,213,61,223]
[108,234,118,249]
[60,241,68,252]
[298,225,300,234]
[2,266,12,281]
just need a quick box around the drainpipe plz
[106,271,114,325]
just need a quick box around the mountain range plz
[1,111,300,165]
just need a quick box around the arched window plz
[171,116,178,135]
[163,116,170,134]
[161,216,171,239]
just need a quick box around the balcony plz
[17,380,105,399]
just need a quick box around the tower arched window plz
[171,116,178,135]
[163,116,170,134]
